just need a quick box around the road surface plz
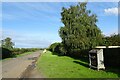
[2,50,43,78]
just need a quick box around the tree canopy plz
[59,2,103,53]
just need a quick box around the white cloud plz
[104,7,118,15]
[1,29,61,48]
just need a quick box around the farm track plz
[2,50,43,79]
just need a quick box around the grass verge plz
[36,51,119,78]
[15,52,33,57]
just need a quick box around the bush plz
[48,42,67,55]
[12,48,21,55]
[12,48,40,55]
[0,47,40,59]
[1,47,13,59]
[48,42,60,52]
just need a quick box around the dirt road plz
[2,50,43,78]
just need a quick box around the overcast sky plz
[2,2,118,48]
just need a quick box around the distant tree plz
[1,37,14,50]
[102,34,120,46]
[59,2,103,54]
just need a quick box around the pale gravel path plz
[2,50,43,78]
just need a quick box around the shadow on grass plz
[73,61,89,68]
[73,58,120,77]
[51,51,65,56]
[105,67,120,77]
[71,55,120,77]
[71,56,89,63]
[50,50,120,77]
[73,61,120,77]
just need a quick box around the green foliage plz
[1,37,42,59]
[102,34,120,46]
[12,48,21,55]
[48,42,60,52]
[1,37,14,50]
[1,37,14,59]
[59,2,103,54]
[0,47,13,59]
[48,42,67,55]
[58,43,67,55]
[12,48,40,55]
[1,37,40,59]
[1,47,40,59]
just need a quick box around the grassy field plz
[36,51,119,78]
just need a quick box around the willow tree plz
[59,2,103,54]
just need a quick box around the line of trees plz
[102,34,120,46]
[0,37,41,59]
[48,2,120,57]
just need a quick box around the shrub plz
[12,48,21,55]
[12,48,40,55]
[1,47,13,59]
[48,42,67,55]
[48,42,60,52]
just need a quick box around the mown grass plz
[37,51,119,78]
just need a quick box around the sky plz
[1,2,119,48]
